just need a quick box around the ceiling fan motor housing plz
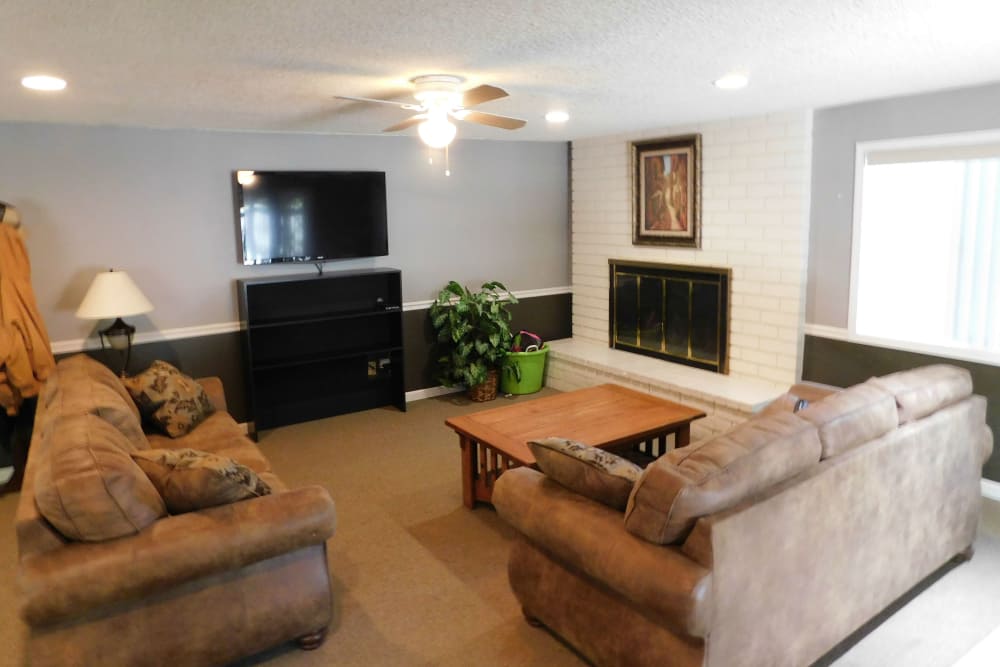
[411,74,465,108]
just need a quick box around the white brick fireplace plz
[549,110,814,440]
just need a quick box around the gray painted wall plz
[0,122,570,343]
[807,81,1000,326]
[805,82,1000,482]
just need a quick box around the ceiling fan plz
[335,74,526,148]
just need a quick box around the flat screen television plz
[234,170,388,265]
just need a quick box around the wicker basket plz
[467,369,499,402]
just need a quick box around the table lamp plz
[76,269,154,376]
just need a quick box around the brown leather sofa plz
[494,365,993,667]
[15,355,337,667]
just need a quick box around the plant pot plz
[500,344,549,395]
[467,369,499,402]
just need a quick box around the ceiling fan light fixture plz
[545,110,569,123]
[713,72,749,90]
[338,73,523,147]
[418,117,457,148]
[412,74,465,107]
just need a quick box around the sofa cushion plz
[123,361,214,437]
[786,381,841,403]
[46,372,148,449]
[206,439,274,474]
[797,381,898,459]
[52,354,139,420]
[869,364,973,424]
[759,392,810,416]
[624,413,821,545]
[34,414,167,541]
[145,411,243,449]
[528,437,643,510]
[759,382,840,418]
[146,412,272,473]
[132,448,272,514]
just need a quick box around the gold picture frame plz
[632,134,701,248]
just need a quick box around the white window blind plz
[852,131,1000,358]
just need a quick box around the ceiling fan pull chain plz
[445,145,451,177]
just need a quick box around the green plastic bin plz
[500,344,549,394]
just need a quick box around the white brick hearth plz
[570,110,813,387]
[562,110,813,440]
[545,338,786,442]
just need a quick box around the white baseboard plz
[982,478,1000,503]
[405,385,464,402]
[238,388,458,432]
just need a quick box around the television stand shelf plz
[237,268,406,435]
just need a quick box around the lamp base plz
[99,318,135,376]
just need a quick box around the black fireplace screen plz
[609,260,730,373]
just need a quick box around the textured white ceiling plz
[3,0,1000,142]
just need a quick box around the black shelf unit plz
[238,268,406,433]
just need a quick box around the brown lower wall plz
[402,292,573,395]
[802,334,999,482]
[54,292,573,425]
[55,333,250,423]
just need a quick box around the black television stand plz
[237,268,406,435]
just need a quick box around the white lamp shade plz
[76,270,154,320]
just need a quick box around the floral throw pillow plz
[132,448,271,514]
[123,360,214,437]
[527,437,643,511]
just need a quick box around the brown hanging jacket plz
[0,216,55,416]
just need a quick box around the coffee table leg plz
[675,425,691,449]
[460,436,477,508]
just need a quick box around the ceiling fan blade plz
[461,84,508,107]
[458,110,526,130]
[383,115,425,132]
[334,95,421,111]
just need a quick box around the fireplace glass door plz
[610,260,730,373]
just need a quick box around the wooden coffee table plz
[445,384,705,508]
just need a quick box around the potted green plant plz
[430,280,518,401]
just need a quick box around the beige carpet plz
[2,389,999,667]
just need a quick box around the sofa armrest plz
[493,468,712,638]
[197,376,227,413]
[788,381,840,403]
[19,485,335,626]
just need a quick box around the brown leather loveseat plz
[494,365,993,666]
[15,354,337,666]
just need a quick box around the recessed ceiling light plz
[21,75,67,91]
[545,110,569,123]
[713,73,748,90]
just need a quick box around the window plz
[851,130,1000,360]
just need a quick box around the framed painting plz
[632,134,701,248]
